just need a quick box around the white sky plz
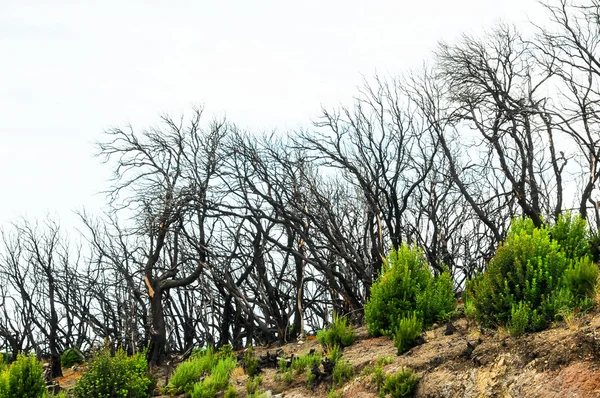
[0,0,540,227]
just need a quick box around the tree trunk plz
[147,288,166,366]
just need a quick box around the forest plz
[2,0,600,389]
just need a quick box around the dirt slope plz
[234,311,600,397]
[56,310,600,397]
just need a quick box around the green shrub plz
[365,245,456,337]
[376,356,393,366]
[189,356,237,398]
[245,375,263,395]
[327,345,343,364]
[466,215,597,334]
[216,344,233,360]
[415,271,456,326]
[283,370,294,385]
[291,353,321,375]
[61,347,84,369]
[508,302,530,337]
[562,257,598,300]
[551,212,590,260]
[383,367,419,398]
[0,354,45,398]
[306,367,316,389]
[327,388,344,398]
[371,366,386,395]
[317,313,355,349]
[278,357,289,373]
[224,385,238,398]
[393,312,422,355]
[332,359,354,387]
[244,346,260,377]
[166,348,218,394]
[73,348,153,398]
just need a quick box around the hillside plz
[205,311,600,397]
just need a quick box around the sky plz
[0,0,540,228]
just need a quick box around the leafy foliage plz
[0,354,45,398]
[383,367,419,398]
[189,356,237,398]
[165,347,218,394]
[332,359,354,387]
[291,353,321,375]
[317,313,355,349]
[245,375,263,395]
[393,312,423,355]
[467,214,597,334]
[61,348,84,369]
[244,346,260,377]
[365,245,455,337]
[73,348,153,398]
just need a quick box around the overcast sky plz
[0,0,540,227]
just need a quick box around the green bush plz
[371,366,386,395]
[306,367,316,389]
[393,312,422,355]
[189,356,237,398]
[61,347,84,369]
[562,257,598,301]
[0,354,45,398]
[245,375,263,395]
[332,359,354,387]
[508,302,530,337]
[244,346,260,377]
[365,245,456,337]
[224,385,238,398]
[551,212,590,260]
[466,215,597,334]
[317,313,355,349]
[327,345,343,364]
[383,367,419,398]
[73,348,153,398]
[291,352,321,374]
[166,349,218,395]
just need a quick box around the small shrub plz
[278,357,289,373]
[74,348,153,398]
[283,370,294,385]
[216,344,233,360]
[332,359,354,387]
[551,212,590,260]
[508,302,529,337]
[224,385,238,398]
[467,215,597,334]
[306,367,316,389]
[393,312,422,355]
[365,245,456,337]
[327,345,343,364]
[416,271,456,326]
[371,366,386,395]
[189,356,237,398]
[0,354,45,398]
[166,348,218,394]
[61,348,85,369]
[244,346,260,377]
[291,353,321,375]
[562,257,599,301]
[317,313,355,349]
[245,375,263,395]
[327,387,344,398]
[376,356,393,366]
[383,367,419,398]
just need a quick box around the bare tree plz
[97,108,227,365]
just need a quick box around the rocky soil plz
[55,309,600,397]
